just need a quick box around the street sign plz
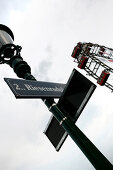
[44,69,96,151]
[44,115,68,151]
[4,69,96,152]
[58,69,96,122]
[4,78,65,98]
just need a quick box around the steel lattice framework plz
[71,42,113,91]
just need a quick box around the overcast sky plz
[0,0,113,170]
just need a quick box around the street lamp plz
[0,24,36,80]
[0,24,14,46]
[0,24,113,170]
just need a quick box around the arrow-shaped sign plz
[4,78,65,98]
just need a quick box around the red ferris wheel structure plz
[71,42,113,91]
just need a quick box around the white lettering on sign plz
[24,84,64,92]
[13,84,26,91]
[13,84,21,90]
[4,78,65,98]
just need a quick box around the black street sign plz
[44,115,68,151]
[58,69,96,122]
[44,69,96,151]
[4,78,65,98]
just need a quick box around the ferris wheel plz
[71,42,113,91]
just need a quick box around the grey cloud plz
[33,59,52,81]
[33,45,53,81]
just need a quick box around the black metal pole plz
[47,103,113,170]
[6,55,113,170]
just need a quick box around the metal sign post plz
[48,102,113,170]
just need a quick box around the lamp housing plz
[0,24,14,48]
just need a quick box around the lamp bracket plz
[0,44,22,64]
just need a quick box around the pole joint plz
[59,117,67,125]
[48,103,57,111]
